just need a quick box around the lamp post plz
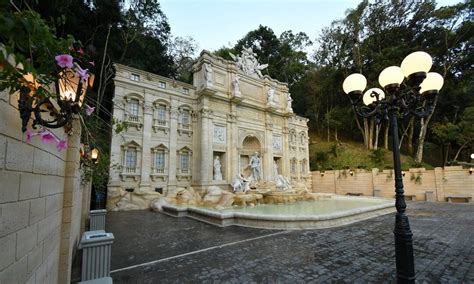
[342,51,444,283]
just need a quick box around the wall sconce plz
[18,67,94,132]
[320,171,325,177]
[402,171,406,177]
[470,167,473,175]
[349,170,354,176]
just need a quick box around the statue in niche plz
[267,87,276,105]
[203,63,213,86]
[229,47,268,78]
[213,156,223,181]
[232,74,241,97]
[273,160,291,191]
[286,93,293,112]
[249,152,261,182]
[232,173,250,193]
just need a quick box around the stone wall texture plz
[311,166,474,202]
[0,91,88,283]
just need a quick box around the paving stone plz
[106,202,474,283]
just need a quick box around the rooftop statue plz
[229,47,268,78]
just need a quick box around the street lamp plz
[342,51,444,283]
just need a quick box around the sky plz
[160,0,461,54]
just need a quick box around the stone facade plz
[108,50,310,210]
[0,91,90,283]
[311,166,474,202]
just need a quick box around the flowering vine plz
[25,127,69,152]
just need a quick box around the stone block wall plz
[0,92,88,283]
[311,166,473,202]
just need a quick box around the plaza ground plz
[106,202,473,283]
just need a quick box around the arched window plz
[177,147,193,180]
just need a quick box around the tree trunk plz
[352,108,367,147]
[334,127,338,142]
[364,118,370,149]
[407,117,415,156]
[415,97,438,163]
[368,118,374,150]
[384,121,389,149]
[96,24,112,119]
[374,123,381,150]
[453,141,469,161]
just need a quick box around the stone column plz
[167,100,179,194]
[282,125,290,177]
[264,122,274,181]
[139,99,153,190]
[59,118,82,283]
[228,110,239,180]
[200,107,212,184]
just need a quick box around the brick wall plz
[311,166,474,201]
[0,92,88,283]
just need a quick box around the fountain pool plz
[161,195,395,230]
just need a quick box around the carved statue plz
[267,87,276,105]
[232,74,241,97]
[273,160,290,191]
[213,156,223,181]
[229,47,268,78]
[232,173,250,193]
[249,152,261,182]
[203,63,213,85]
[286,93,293,112]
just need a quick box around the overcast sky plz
[160,0,461,54]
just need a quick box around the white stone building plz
[108,50,310,209]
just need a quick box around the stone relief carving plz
[272,135,282,151]
[213,125,226,144]
[229,47,268,78]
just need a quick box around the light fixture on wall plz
[91,148,99,164]
[402,171,406,177]
[470,167,473,175]
[343,51,444,283]
[349,170,354,176]
[320,171,325,177]
[18,67,94,132]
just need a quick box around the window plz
[300,134,305,144]
[180,152,189,173]
[291,159,296,174]
[183,88,189,95]
[154,151,165,173]
[125,148,137,171]
[159,81,166,89]
[156,105,166,125]
[301,160,306,174]
[181,110,190,129]
[130,73,140,82]
[128,99,139,120]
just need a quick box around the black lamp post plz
[342,51,444,283]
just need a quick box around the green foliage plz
[370,148,387,165]
[0,8,77,94]
[410,171,423,185]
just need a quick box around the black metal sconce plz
[18,68,94,132]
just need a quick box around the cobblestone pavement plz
[107,202,474,283]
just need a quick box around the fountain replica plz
[107,48,394,229]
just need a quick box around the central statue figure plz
[249,152,261,182]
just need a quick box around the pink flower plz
[56,140,68,151]
[25,128,33,143]
[89,61,95,66]
[55,54,73,68]
[85,105,95,116]
[40,132,57,144]
[78,48,84,55]
[75,65,89,83]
